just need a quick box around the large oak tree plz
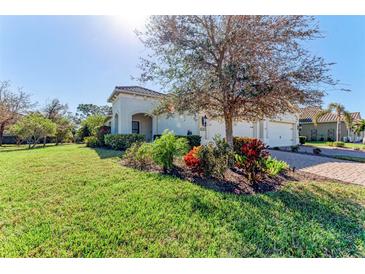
[138,16,338,145]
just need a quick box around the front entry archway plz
[132,113,153,141]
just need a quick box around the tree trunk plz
[336,120,340,142]
[224,113,234,147]
[43,136,46,147]
[32,137,40,149]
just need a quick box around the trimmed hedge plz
[104,134,146,150]
[299,136,306,145]
[327,141,345,148]
[153,134,201,148]
[1,135,17,144]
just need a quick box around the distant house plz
[107,86,300,147]
[299,107,363,142]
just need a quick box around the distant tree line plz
[0,80,111,148]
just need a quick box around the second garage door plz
[268,121,295,147]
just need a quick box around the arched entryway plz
[132,113,153,141]
[114,113,119,134]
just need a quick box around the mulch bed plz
[121,159,343,195]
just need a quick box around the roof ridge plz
[115,85,164,95]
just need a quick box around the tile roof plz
[107,86,165,102]
[299,107,361,123]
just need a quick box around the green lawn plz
[0,144,364,257]
[306,141,365,149]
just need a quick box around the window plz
[132,121,140,134]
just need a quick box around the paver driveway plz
[270,150,365,186]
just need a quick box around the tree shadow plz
[190,183,365,257]
[82,146,122,159]
[0,144,61,153]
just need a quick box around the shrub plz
[233,137,255,154]
[264,156,289,176]
[152,130,189,173]
[333,141,345,148]
[81,114,106,136]
[326,142,334,147]
[186,135,201,148]
[197,135,234,179]
[154,134,201,148]
[84,136,100,148]
[234,138,269,182]
[123,142,153,170]
[76,124,91,142]
[299,136,306,145]
[313,148,321,155]
[184,146,201,171]
[96,126,111,146]
[104,134,145,150]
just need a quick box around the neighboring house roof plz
[107,86,165,102]
[299,107,361,123]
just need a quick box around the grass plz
[333,156,365,163]
[306,141,365,150]
[0,144,365,257]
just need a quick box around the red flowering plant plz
[234,138,269,182]
[184,146,202,172]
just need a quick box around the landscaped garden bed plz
[118,130,332,195]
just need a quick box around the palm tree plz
[314,103,352,142]
[353,119,365,144]
[353,119,365,134]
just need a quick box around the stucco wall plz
[111,94,199,136]
[156,113,200,136]
[111,93,299,146]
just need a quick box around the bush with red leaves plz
[235,138,269,182]
[184,146,201,172]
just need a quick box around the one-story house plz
[107,86,300,147]
[299,107,363,142]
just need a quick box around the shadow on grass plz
[151,166,365,257]
[0,144,63,153]
[83,146,122,159]
[193,182,365,257]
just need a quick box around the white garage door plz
[203,120,253,142]
[268,121,294,147]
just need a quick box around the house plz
[107,86,300,147]
[299,107,363,142]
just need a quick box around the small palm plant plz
[353,119,365,144]
[314,103,352,142]
[353,119,365,135]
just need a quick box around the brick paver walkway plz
[270,150,365,186]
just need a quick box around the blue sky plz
[0,16,364,116]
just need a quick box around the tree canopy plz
[138,16,339,145]
[75,104,111,123]
[81,114,107,136]
[0,80,34,145]
[10,113,57,148]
